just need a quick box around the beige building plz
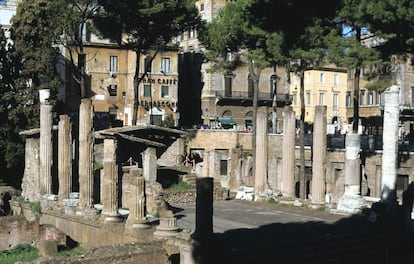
[290,67,349,132]
[66,31,179,126]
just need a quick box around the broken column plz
[58,115,72,202]
[202,150,210,178]
[142,147,157,182]
[39,98,53,195]
[381,85,400,205]
[254,106,268,197]
[193,177,214,241]
[102,138,121,223]
[78,99,94,210]
[311,105,327,204]
[337,132,366,213]
[126,168,149,228]
[281,106,296,198]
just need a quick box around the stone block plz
[37,239,57,256]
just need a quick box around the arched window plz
[245,111,253,129]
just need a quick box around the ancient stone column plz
[337,133,365,214]
[102,138,121,223]
[281,106,296,198]
[58,115,72,202]
[39,103,53,195]
[255,106,268,197]
[78,99,94,209]
[381,85,400,205]
[126,168,149,228]
[142,147,157,182]
[192,177,213,241]
[311,105,327,204]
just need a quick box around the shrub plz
[0,244,39,264]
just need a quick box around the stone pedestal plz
[154,217,179,237]
[79,99,94,210]
[40,103,53,195]
[58,115,72,202]
[281,106,296,198]
[126,168,149,229]
[254,107,268,197]
[311,106,327,204]
[337,133,366,214]
[37,240,57,256]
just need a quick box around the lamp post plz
[149,71,153,125]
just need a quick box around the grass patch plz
[267,197,278,204]
[167,179,191,191]
[56,245,86,257]
[29,201,41,215]
[0,244,39,264]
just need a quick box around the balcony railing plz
[215,91,292,102]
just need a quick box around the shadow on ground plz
[187,206,414,264]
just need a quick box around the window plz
[306,72,311,83]
[200,3,204,11]
[333,93,339,110]
[360,90,365,105]
[319,91,326,105]
[220,160,228,175]
[346,91,352,107]
[377,91,382,105]
[306,91,311,105]
[368,91,374,105]
[292,92,297,106]
[107,85,117,97]
[224,74,233,97]
[320,72,325,83]
[333,74,339,86]
[144,85,152,97]
[161,86,169,98]
[161,57,170,73]
[110,56,118,73]
[77,22,90,42]
[226,51,232,62]
[109,106,117,119]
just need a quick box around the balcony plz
[215,91,292,107]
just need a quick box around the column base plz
[103,214,122,223]
[336,193,366,215]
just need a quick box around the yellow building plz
[290,67,348,132]
[66,31,179,126]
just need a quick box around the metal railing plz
[215,91,292,102]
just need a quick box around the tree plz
[94,0,200,125]
[199,0,284,193]
[11,0,67,125]
[0,26,24,180]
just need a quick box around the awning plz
[218,117,236,125]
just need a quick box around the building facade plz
[290,67,349,133]
[65,31,179,127]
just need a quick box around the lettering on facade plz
[142,78,178,85]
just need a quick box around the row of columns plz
[38,98,157,225]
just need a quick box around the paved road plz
[171,199,344,233]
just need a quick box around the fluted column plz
[79,99,94,209]
[126,168,149,228]
[281,106,296,198]
[102,138,121,223]
[381,85,400,205]
[255,106,268,196]
[311,106,327,204]
[58,115,72,202]
[40,103,53,195]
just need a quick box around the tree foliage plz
[0,26,24,171]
